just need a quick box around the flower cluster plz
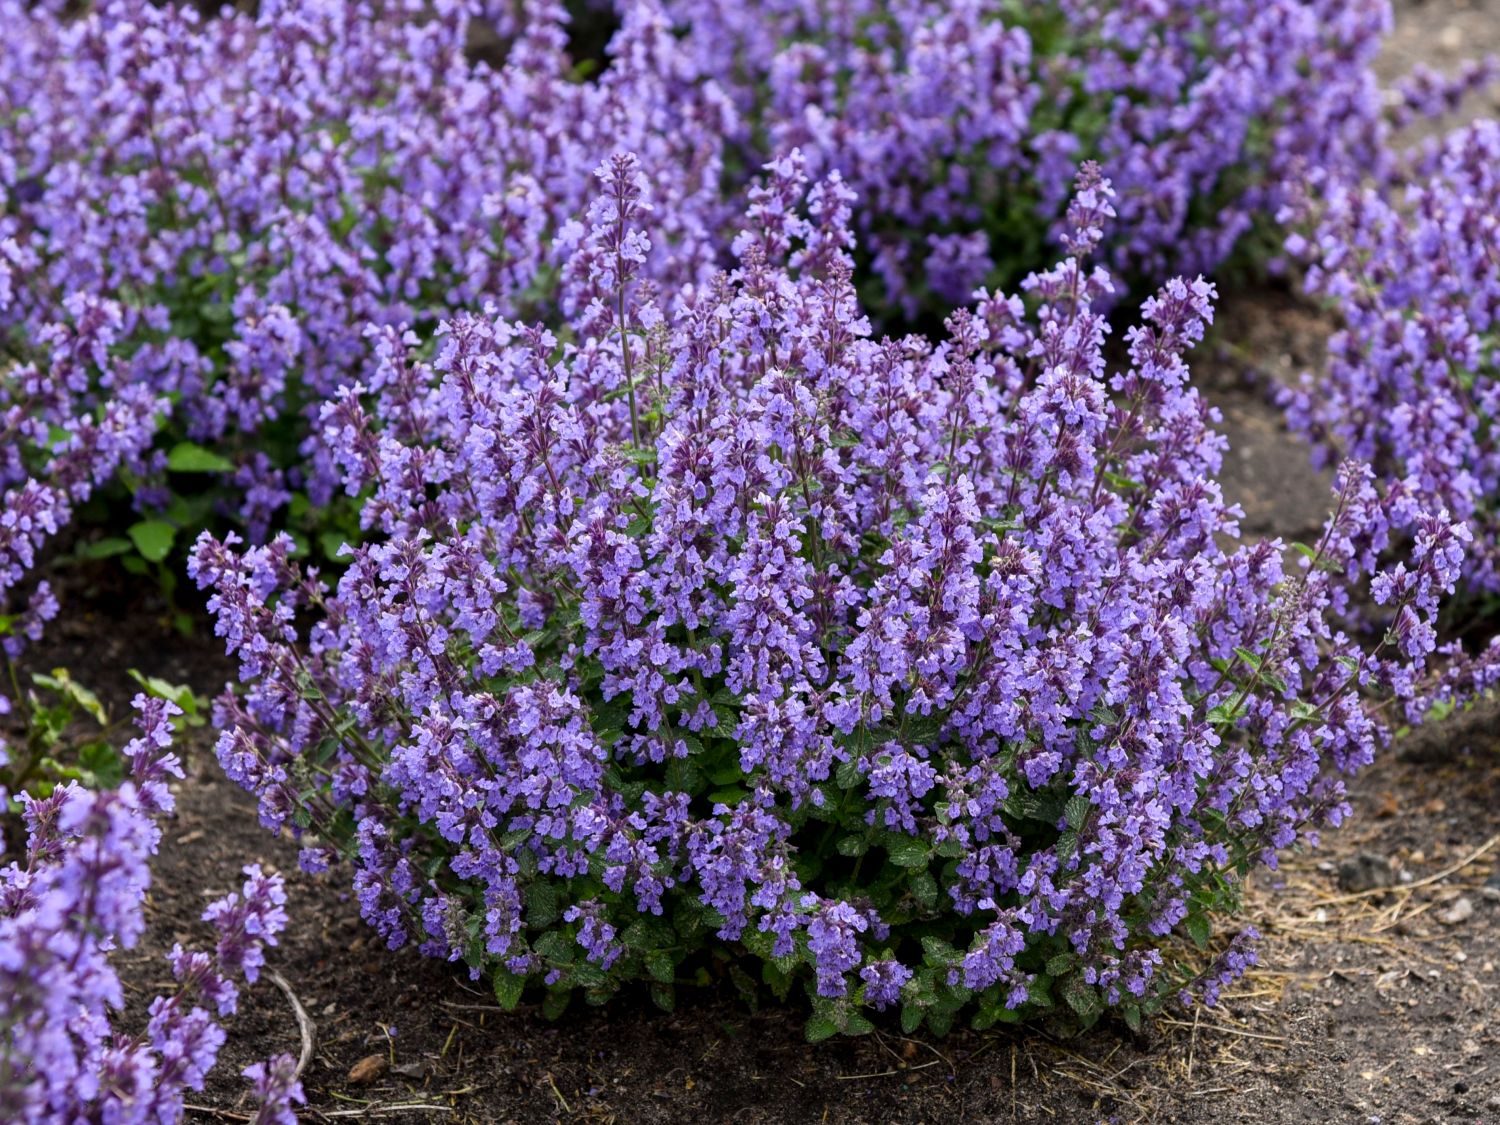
[1284,120,1500,597]
[192,164,1464,1035]
[659,0,1391,316]
[0,0,1403,559]
[0,0,1423,676]
[0,0,732,562]
[0,695,301,1124]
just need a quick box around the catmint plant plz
[1285,119,1500,598]
[659,0,1393,318]
[192,160,1464,1037]
[0,695,301,1124]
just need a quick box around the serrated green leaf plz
[910,872,938,910]
[804,1014,839,1043]
[525,882,561,928]
[541,989,570,1020]
[650,982,676,1011]
[1184,912,1212,951]
[836,834,869,858]
[1045,951,1077,978]
[886,836,930,869]
[1063,976,1104,1023]
[1064,793,1090,829]
[492,971,524,1011]
[646,951,675,984]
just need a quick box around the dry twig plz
[271,970,317,1081]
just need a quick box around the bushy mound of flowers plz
[0,0,732,548]
[0,284,165,675]
[190,162,1464,1036]
[0,0,1405,573]
[660,0,1392,316]
[1284,119,1500,596]
[0,695,302,1124]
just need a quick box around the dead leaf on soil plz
[347,1054,388,1085]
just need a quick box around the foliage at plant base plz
[191,163,1465,1038]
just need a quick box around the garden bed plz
[38,281,1490,1125]
[8,1,1500,1121]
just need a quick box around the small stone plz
[1438,897,1475,926]
[348,1054,388,1085]
[1455,951,1468,963]
[1439,25,1463,52]
[1339,853,1394,893]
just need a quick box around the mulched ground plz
[11,3,1500,1122]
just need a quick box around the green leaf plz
[492,971,524,1011]
[1045,951,1078,978]
[166,441,235,473]
[319,531,352,561]
[1063,976,1104,1024]
[127,520,176,563]
[81,537,133,560]
[650,983,676,1012]
[540,989,570,1020]
[836,834,869,858]
[33,669,107,724]
[128,670,200,712]
[1184,912,1212,951]
[646,951,675,985]
[525,882,561,928]
[1064,794,1091,829]
[835,754,863,790]
[78,740,124,787]
[910,872,938,911]
[804,1014,839,1043]
[886,836,930,869]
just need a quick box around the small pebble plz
[1438,897,1475,926]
